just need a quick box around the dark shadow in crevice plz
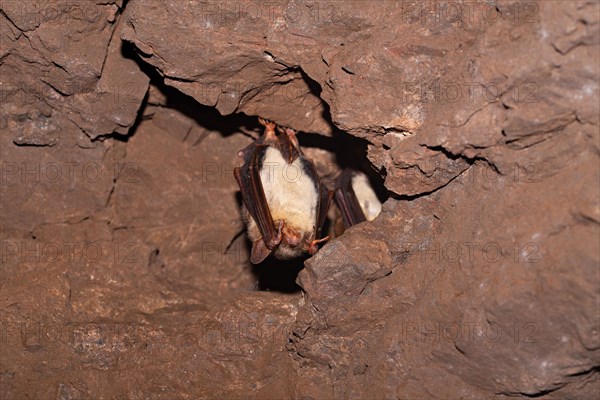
[297,70,389,202]
[298,130,388,204]
[119,39,388,292]
[234,194,303,293]
[252,256,305,293]
[120,40,262,140]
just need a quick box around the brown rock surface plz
[1,1,598,399]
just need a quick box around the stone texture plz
[1,1,599,399]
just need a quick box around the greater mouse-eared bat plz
[234,118,332,264]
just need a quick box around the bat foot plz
[258,117,271,126]
[280,127,300,149]
[307,235,330,255]
[282,127,296,136]
[258,117,277,139]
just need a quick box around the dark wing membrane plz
[249,237,271,264]
[334,169,367,228]
[299,156,331,239]
[233,145,281,250]
[316,184,333,239]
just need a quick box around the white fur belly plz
[259,147,317,232]
[352,172,382,221]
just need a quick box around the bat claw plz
[307,235,330,255]
[258,117,271,127]
[285,128,300,148]
[284,127,296,136]
[258,117,277,139]
[313,235,330,245]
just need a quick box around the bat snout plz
[281,224,302,247]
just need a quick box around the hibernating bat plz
[234,118,332,264]
[334,169,382,229]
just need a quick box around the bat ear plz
[250,239,272,264]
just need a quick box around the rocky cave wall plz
[1,1,599,399]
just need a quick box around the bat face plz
[234,119,331,264]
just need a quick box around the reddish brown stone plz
[1,1,598,399]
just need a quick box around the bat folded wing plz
[234,147,283,264]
